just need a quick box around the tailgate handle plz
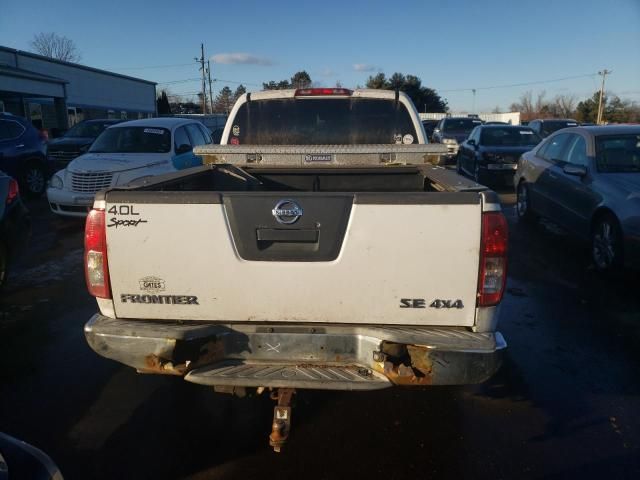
[256,228,319,243]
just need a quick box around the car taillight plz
[6,179,19,204]
[477,211,508,307]
[294,88,352,96]
[84,209,111,299]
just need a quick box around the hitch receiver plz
[269,388,295,453]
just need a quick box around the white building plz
[420,111,521,125]
[0,45,157,136]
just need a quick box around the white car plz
[47,117,213,217]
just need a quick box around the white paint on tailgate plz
[107,202,481,326]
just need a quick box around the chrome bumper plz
[85,314,506,390]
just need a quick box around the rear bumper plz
[85,314,506,390]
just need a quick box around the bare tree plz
[511,91,534,120]
[554,94,577,118]
[534,90,547,115]
[30,32,81,62]
[492,105,502,114]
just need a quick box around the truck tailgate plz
[105,192,482,326]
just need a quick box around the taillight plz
[84,209,111,298]
[294,88,352,96]
[6,179,19,204]
[477,211,508,307]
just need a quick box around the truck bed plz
[97,163,497,327]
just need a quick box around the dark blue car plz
[0,113,48,196]
[0,170,30,288]
[46,118,122,171]
[457,125,542,185]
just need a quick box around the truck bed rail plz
[194,143,449,167]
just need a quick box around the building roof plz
[0,45,156,86]
[0,64,67,84]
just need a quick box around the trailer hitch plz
[268,388,295,452]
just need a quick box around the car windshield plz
[481,127,541,146]
[230,98,418,145]
[443,118,483,133]
[595,134,640,173]
[65,122,113,138]
[89,127,171,153]
[542,120,578,136]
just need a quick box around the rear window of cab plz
[228,98,418,145]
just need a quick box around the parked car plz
[0,113,48,196]
[0,171,30,289]
[46,119,122,171]
[528,118,579,138]
[46,117,213,217]
[0,432,63,479]
[514,125,640,271]
[432,117,484,159]
[484,121,509,125]
[421,119,439,141]
[457,125,541,185]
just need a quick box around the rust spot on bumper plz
[374,343,434,386]
[141,354,187,375]
[139,339,225,376]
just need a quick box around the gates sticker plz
[139,276,165,292]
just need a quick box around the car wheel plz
[591,215,623,272]
[516,182,536,223]
[23,162,47,197]
[0,242,7,290]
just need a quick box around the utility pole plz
[207,60,214,114]
[471,89,477,114]
[597,69,611,125]
[195,43,207,114]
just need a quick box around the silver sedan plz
[514,125,640,271]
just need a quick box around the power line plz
[438,72,599,93]
[104,62,198,70]
[158,77,262,87]
[212,78,262,87]
[157,78,201,85]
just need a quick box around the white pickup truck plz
[84,88,507,451]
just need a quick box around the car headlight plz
[49,174,63,189]
[442,138,457,145]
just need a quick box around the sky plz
[1,0,639,112]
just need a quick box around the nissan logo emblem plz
[272,199,303,224]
